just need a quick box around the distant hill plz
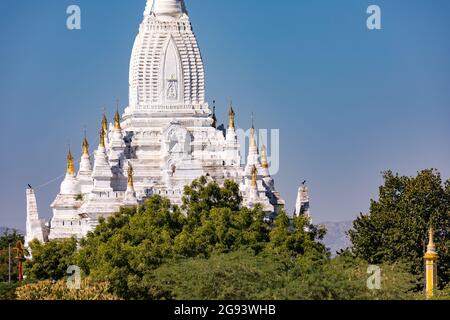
[319,221,353,256]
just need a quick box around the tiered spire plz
[91,118,112,188]
[424,226,439,299]
[78,132,93,192]
[99,127,106,148]
[124,162,138,207]
[261,145,269,169]
[250,127,257,152]
[245,114,260,177]
[224,102,240,164]
[228,104,235,129]
[66,149,75,176]
[128,163,134,188]
[247,164,260,203]
[260,144,274,190]
[251,165,258,188]
[110,103,125,162]
[249,113,259,154]
[102,113,108,134]
[114,110,121,130]
[60,146,81,195]
[82,136,89,157]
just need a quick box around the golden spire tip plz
[114,110,121,130]
[66,148,75,175]
[127,162,134,187]
[228,102,235,129]
[251,165,258,188]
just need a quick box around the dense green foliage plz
[150,250,418,300]
[434,285,450,300]
[349,169,450,287]
[75,177,326,299]
[25,238,78,281]
[19,175,444,300]
[0,282,20,300]
[0,229,24,283]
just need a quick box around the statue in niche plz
[166,74,178,100]
[166,125,191,158]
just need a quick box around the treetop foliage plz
[20,173,448,300]
[349,169,450,287]
[24,178,326,299]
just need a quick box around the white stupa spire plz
[78,136,92,174]
[25,187,47,246]
[245,121,260,175]
[78,135,94,194]
[109,110,125,162]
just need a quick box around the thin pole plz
[8,243,11,284]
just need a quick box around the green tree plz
[0,282,21,300]
[76,199,184,298]
[25,238,78,281]
[182,177,242,212]
[147,250,418,300]
[349,169,450,287]
[74,178,327,299]
[19,175,424,300]
[267,211,327,258]
[149,250,286,300]
[0,229,24,283]
[280,252,418,300]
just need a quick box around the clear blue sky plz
[1,0,449,230]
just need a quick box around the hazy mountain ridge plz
[319,221,353,255]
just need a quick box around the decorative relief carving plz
[166,74,178,100]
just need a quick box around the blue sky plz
[0,0,449,230]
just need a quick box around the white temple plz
[26,0,310,245]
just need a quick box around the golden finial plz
[127,162,134,187]
[427,227,436,254]
[114,99,121,130]
[82,137,89,156]
[114,110,121,130]
[424,226,439,299]
[251,165,258,188]
[99,127,105,148]
[102,113,108,134]
[228,102,235,129]
[66,148,75,176]
[82,129,89,156]
[261,145,269,169]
